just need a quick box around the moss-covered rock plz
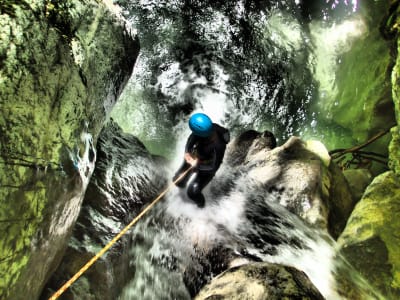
[337,171,400,299]
[0,1,139,299]
[313,0,393,175]
[342,168,373,202]
[386,1,400,175]
[389,126,400,175]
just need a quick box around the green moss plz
[338,171,400,297]
[310,1,393,174]
[0,0,138,298]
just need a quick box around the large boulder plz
[0,1,139,299]
[225,130,355,239]
[337,171,400,299]
[195,262,324,300]
[41,120,168,299]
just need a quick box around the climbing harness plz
[48,165,194,300]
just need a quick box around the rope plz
[49,165,194,300]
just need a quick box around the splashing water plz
[116,157,381,300]
[109,1,386,299]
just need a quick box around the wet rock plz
[195,262,324,300]
[225,131,355,239]
[41,121,168,300]
[0,1,139,299]
[337,171,400,299]
[343,168,373,202]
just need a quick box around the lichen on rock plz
[338,171,400,298]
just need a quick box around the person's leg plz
[187,172,214,208]
[173,161,192,188]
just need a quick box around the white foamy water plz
[154,164,342,299]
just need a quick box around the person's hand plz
[184,153,198,166]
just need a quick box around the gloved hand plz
[184,153,198,167]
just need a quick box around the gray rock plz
[343,169,373,202]
[41,120,168,300]
[225,131,355,238]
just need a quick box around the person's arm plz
[184,134,198,166]
[185,133,196,153]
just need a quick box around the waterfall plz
[103,0,386,299]
[116,155,379,299]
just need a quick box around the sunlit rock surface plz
[226,130,355,239]
[41,120,168,299]
[337,171,400,299]
[195,262,324,300]
[0,1,139,299]
[319,0,394,143]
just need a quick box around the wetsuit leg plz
[187,172,214,208]
[173,161,192,188]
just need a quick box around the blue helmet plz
[189,113,213,137]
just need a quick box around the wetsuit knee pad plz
[186,183,205,208]
[187,182,201,199]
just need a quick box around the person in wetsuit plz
[173,113,230,208]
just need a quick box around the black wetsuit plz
[173,123,230,207]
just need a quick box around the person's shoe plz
[196,199,205,208]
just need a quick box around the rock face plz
[342,169,373,203]
[41,121,168,299]
[195,262,324,300]
[316,0,394,172]
[0,1,139,299]
[334,2,400,299]
[337,171,400,299]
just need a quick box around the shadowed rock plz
[41,120,168,300]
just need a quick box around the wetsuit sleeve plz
[185,133,197,153]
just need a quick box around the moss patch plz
[338,171,400,298]
[0,0,138,299]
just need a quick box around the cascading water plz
[101,0,389,299]
[114,149,382,299]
